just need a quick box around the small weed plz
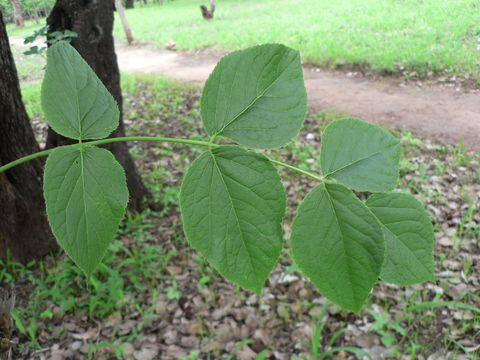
[181,351,200,360]
[292,300,373,360]
[87,341,125,359]
[166,280,182,301]
[368,307,406,347]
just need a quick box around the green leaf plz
[41,41,119,141]
[291,183,384,312]
[320,118,401,192]
[180,146,286,293]
[43,146,128,276]
[366,192,435,285]
[201,44,307,149]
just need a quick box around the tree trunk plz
[0,11,57,262]
[200,0,215,20]
[125,0,134,9]
[0,287,15,360]
[8,0,24,27]
[32,8,40,24]
[115,0,134,45]
[46,0,150,212]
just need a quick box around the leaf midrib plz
[209,151,258,284]
[73,44,89,266]
[79,149,90,269]
[323,184,357,306]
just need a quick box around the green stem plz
[0,136,218,174]
[267,157,324,182]
[0,148,54,174]
[85,136,218,149]
[0,136,324,183]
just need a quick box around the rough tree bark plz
[0,287,15,360]
[8,0,24,27]
[0,12,57,262]
[46,0,150,212]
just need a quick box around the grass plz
[20,81,43,120]
[6,20,42,38]
[118,0,480,80]
[10,44,45,83]
[1,218,180,354]
[7,0,480,82]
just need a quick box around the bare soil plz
[115,43,480,152]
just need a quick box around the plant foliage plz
[23,25,77,56]
[43,146,128,277]
[291,183,385,311]
[18,41,435,311]
[201,44,307,149]
[180,146,286,294]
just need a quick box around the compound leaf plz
[180,146,286,293]
[201,44,307,149]
[320,118,401,192]
[291,183,384,312]
[43,146,128,276]
[366,192,435,285]
[41,41,119,141]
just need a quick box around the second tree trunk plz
[46,0,150,212]
[0,11,57,262]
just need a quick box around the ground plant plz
[0,41,435,314]
[22,25,77,56]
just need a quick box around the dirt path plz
[10,33,479,152]
[115,43,480,152]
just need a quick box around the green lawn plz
[6,19,40,38]
[10,44,45,82]
[113,0,480,79]
[7,0,480,80]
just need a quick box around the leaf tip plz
[250,284,263,296]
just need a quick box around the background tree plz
[0,0,53,23]
[22,0,54,23]
[46,0,150,212]
[0,287,15,360]
[8,0,23,26]
[115,0,134,45]
[0,10,57,262]
[125,0,134,9]
[200,0,215,20]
